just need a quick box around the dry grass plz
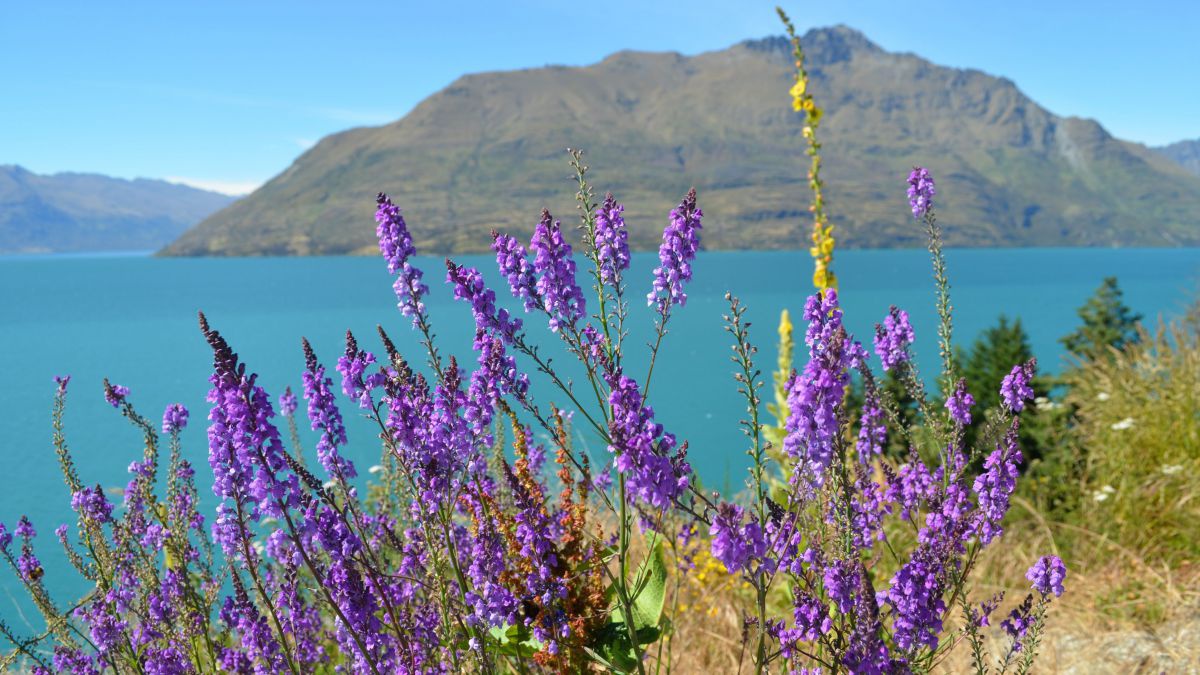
[646,519,1200,674]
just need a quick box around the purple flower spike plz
[1026,555,1067,598]
[278,386,298,416]
[972,424,1023,544]
[709,503,765,574]
[531,209,586,332]
[606,373,691,510]
[446,260,523,346]
[649,188,702,313]
[873,305,915,371]
[594,193,631,285]
[906,167,936,219]
[784,290,866,485]
[376,193,429,324]
[1000,359,1037,413]
[337,330,386,409]
[71,485,114,523]
[103,380,129,408]
[492,230,540,312]
[161,403,189,434]
[302,338,355,480]
[946,379,975,426]
[54,375,71,395]
[199,311,301,543]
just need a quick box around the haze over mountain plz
[164,26,1200,257]
[1,166,234,254]
[1154,139,1200,177]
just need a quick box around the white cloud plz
[165,176,264,196]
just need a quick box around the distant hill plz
[164,26,1200,257]
[1154,139,1200,177]
[0,166,234,254]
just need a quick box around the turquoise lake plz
[1,247,1198,622]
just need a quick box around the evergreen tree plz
[956,314,1057,464]
[1060,276,1142,362]
[958,314,1041,414]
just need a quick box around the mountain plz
[1154,139,1200,177]
[164,27,1200,257]
[0,166,235,254]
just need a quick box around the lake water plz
[1,247,1198,624]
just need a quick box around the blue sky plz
[2,0,1197,195]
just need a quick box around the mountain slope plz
[1154,139,1200,177]
[0,166,234,254]
[164,27,1200,256]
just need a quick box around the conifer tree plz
[1060,276,1142,362]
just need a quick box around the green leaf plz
[628,540,668,631]
[486,623,544,658]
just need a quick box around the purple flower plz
[945,379,975,426]
[594,193,630,285]
[446,260,523,346]
[278,386,298,416]
[883,551,945,651]
[856,387,887,462]
[785,590,832,644]
[972,423,1022,544]
[54,375,71,395]
[709,503,766,574]
[199,312,302,551]
[1002,594,1035,647]
[465,335,528,436]
[161,403,189,434]
[71,485,113,523]
[1026,555,1067,598]
[337,330,387,409]
[492,230,540,313]
[648,188,702,312]
[530,209,586,332]
[784,290,866,485]
[376,193,429,324]
[606,373,691,510]
[823,559,860,614]
[302,338,356,480]
[873,306,915,371]
[0,523,10,551]
[103,380,129,408]
[1000,359,1037,413]
[15,516,34,539]
[906,167,936,219]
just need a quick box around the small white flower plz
[1096,392,1111,401]
[368,464,384,474]
[1102,485,1116,493]
[1161,464,1183,475]
[1111,417,1135,431]
[1092,491,1109,502]
[1035,396,1062,412]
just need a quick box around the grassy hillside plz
[164,27,1200,256]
